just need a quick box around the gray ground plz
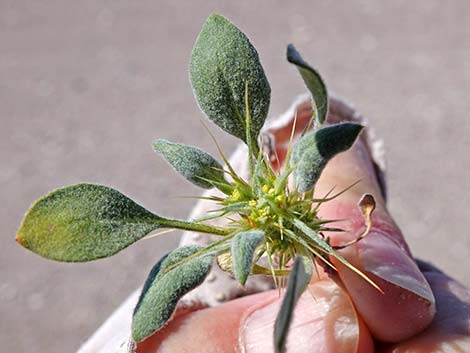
[1,1,469,352]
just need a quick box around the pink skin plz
[77,98,470,353]
[138,279,374,353]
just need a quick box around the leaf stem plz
[158,218,231,236]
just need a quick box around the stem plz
[158,218,231,236]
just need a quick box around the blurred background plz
[1,1,469,352]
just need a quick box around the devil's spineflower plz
[16,13,379,352]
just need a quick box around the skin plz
[77,99,470,353]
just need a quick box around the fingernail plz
[359,232,435,303]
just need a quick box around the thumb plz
[135,279,374,353]
[312,99,436,342]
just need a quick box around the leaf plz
[16,184,162,262]
[153,139,226,189]
[274,256,312,353]
[231,230,265,285]
[291,122,364,192]
[132,246,214,342]
[287,44,329,125]
[189,13,271,143]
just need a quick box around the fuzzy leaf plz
[287,44,329,125]
[231,230,265,285]
[189,13,271,142]
[132,246,214,342]
[16,184,162,262]
[291,122,363,192]
[153,139,226,189]
[274,256,312,353]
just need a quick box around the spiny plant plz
[16,13,380,352]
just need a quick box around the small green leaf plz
[231,230,264,285]
[291,122,364,192]
[153,139,226,189]
[287,44,329,125]
[190,13,271,143]
[274,256,312,353]
[132,246,214,342]
[16,184,162,262]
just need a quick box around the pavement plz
[1,1,468,352]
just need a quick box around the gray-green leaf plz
[189,13,271,143]
[231,230,265,285]
[153,139,226,189]
[16,184,162,262]
[274,256,312,353]
[291,122,364,192]
[132,246,214,342]
[287,44,329,125]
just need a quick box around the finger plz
[313,100,435,342]
[136,279,374,353]
[379,267,470,352]
[266,96,436,343]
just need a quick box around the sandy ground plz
[1,1,469,352]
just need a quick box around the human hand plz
[77,97,469,353]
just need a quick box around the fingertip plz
[336,261,435,342]
[330,219,436,342]
[318,196,436,341]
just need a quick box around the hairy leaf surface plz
[287,44,329,125]
[231,230,265,285]
[274,256,312,353]
[190,14,271,142]
[291,122,363,192]
[153,139,226,189]
[16,184,162,262]
[132,246,214,342]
